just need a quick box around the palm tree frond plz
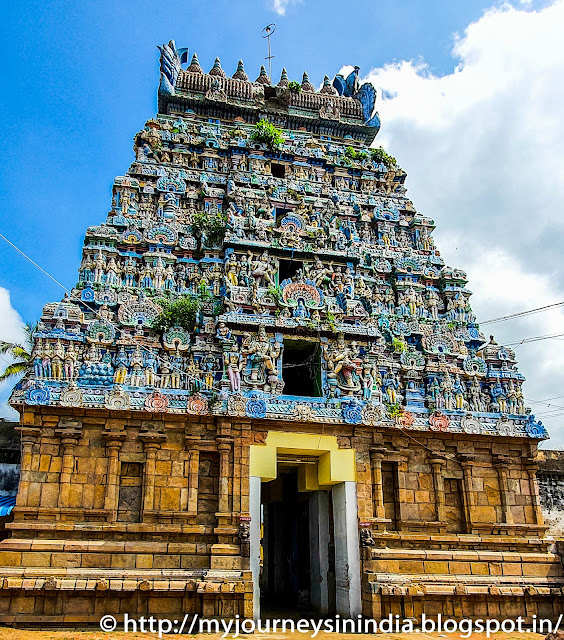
[0,341,18,355]
[0,361,29,382]
[10,346,31,361]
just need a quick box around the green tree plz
[0,323,37,382]
[250,119,284,150]
[153,296,208,334]
[371,146,398,169]
[287,81,302,94]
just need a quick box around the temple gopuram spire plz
[1,39,559,626]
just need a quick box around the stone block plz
[51,553,81,568]
[136,555,154,569]
[81,553,111,568]
[21,552,51,567]
[153,554,181,569]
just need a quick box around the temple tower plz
[0,41,562,624]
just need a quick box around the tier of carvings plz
[10,50,545,440]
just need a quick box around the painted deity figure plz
[310,258,332,290]
[123,257,137,287]
[105,257,119,285]
[153,258,166,290]
[426,289,440,320]
[144,348,159,387]
[113,346,129,384]
[405,287,419,317]
[42,343,53,379]
[63,342,78,381]
[468,378,484,412]
[201,354,217,390]
[169,352,183,390]
[428,376,442,408]
[506,380,518,414]
[250,251,276,287]
[360,363,375,401]
[129,346,144,387]
[164,265,175,290]
[216,322,232,343]
[160,360,172,389]
[225,254,239,288]
[224,342,243,392]
[242,326,282,387]
[383,371,400,404]
[186,353,203,392]
[33,339,44,379]
[490,381,508,413]
[293,299,309,318]
[210,263,224,296]
[453,374,467,410]
[441,371,455,410]
[324,334,361,395]
[93,250,106,284]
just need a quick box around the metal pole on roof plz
[262,24,276,82]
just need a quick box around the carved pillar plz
[239,419,252,515]
[458,455,476,532]
[15,428,40,508]
[140,429,166,518]
[396,453,409,529]
[184,434,200,517]
[524,456,544,526]
[102,429,126,518]
[56,421,83,508]
[370,448,386,519]
[429,456,446,523]
[493,455,514,525]
[217,437,232,516]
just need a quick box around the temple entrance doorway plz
[250,433,361,621]
[260,461,336,615]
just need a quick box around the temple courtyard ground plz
[0,629,548,640]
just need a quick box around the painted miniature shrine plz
[0,41,562,624]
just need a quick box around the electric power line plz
[481,300,564,325]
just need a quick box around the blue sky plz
[3,0,564,444]
[0,0,523,321]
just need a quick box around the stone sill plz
[7,521,214,535]
[370,530,551,549]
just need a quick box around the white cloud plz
[271,0,299,15]
[0,287,26,421]
[361,0,564,445]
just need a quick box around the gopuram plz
[1,41,562,625]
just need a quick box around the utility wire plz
[0,232,228,394]
[0,232,321,397]
[0,233,71,293]
[481,300,564,325]
[0,231,553,427]
[503,331,564,347]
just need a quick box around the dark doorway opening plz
[261,469,311,611]
[282,339,322,397]
[271,163,286,178]
[278,258,303,283]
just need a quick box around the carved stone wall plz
[0,407,560,623]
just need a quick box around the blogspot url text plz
[99,612,563,638]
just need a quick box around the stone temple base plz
[0,533,252,625]
[0,409,561,624]
[361,533,563,622]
